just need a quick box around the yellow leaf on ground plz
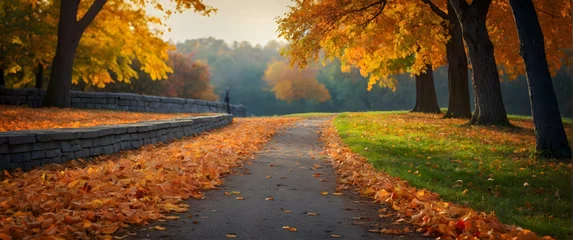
[152,226,166,231]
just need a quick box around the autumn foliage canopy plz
[263,60,331,103]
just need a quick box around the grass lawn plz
[333,112,572,239]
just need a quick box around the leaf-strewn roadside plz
[0,105,206,132]
[321,113,570,239]
[0,117,297,239]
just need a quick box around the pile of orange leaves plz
[320,120,554,240]
[0,105,204,132]
[0,118,297,239]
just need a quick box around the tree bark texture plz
[509,0,571,159]
[443,2,471,119]
[450,0,510,125]
[412,64,442,114]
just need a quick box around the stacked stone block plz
[0,88,246,117]
[0,114,233,171]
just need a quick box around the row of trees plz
[8,34,570,123]
[89,37,569,120]
[277,0,572,158]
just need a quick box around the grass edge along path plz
[320,117,557,240]
[0,117,298,239]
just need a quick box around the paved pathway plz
[130,119,422,239]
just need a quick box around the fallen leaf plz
[100,225,119,235]
[332,192,343,196]
[307,212,318,216]
[225,233,237,238]
[236,197,244,200]
[320,192,329,196]
[152,226,166,231]
[330,234,341,238]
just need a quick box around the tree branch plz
[361,1,387,29]
[344,0,386,15]
[421,0,448,19]
[535,7,558,18]
[77,0,108,32]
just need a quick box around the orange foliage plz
[0,105,204,132]
[320,117,557,240]
[163,52,218,101]
[263,59,331,103]
[0,117,297,238]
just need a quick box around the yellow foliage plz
[278,0,571,91]
[278,0,447,90]
[1,0,217,88]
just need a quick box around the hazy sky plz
[146,0,293,46]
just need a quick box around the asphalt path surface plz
[128,118,424,240]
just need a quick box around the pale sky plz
[146,0,294,46]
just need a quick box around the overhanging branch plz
[77,0,108,32]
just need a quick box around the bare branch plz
[421,0,448,19]
[77,0,108,32]
[535,7,558,18]
[361,1,387,29]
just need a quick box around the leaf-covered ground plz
[0,117,296,239]
[0,105,206,132]
[323,112,571,239]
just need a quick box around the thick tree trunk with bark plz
[450,0,510,125]
[35,63,43,89]
[412,64,442,114]
[43,0,107,107]
[509,0,571,159]
[443,2,471,119]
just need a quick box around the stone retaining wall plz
[0,88,246,117]
[0,114,233,171]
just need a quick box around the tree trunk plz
[0,67,4,87]
[509,0,571,159]
[443,2,471,119]
[35,63,43,89]
[450,0,510,125]
[43,0,107,108]
[43,1,81,107]
[412,64,442,113]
